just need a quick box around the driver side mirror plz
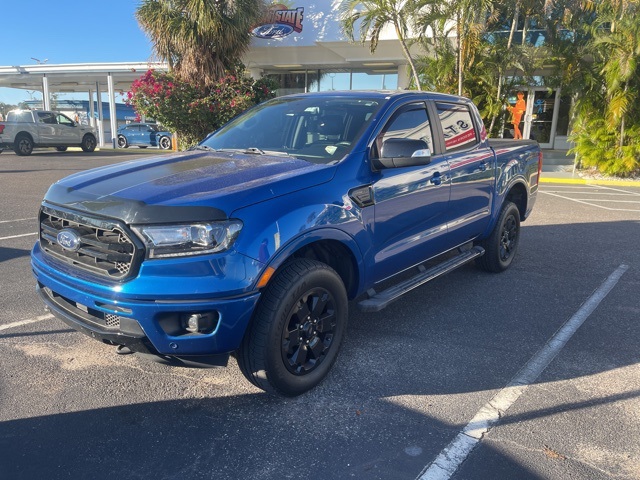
[373,138,432,169]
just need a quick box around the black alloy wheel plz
[237,259,348,396]
[476,201,520,272]
[282,286,338,375]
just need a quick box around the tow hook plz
[116,345,133,355]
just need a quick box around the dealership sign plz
[252,4,304,39]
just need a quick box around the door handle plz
[478,160,487,171]
[431,171,442,186]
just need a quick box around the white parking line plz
[0,218,35,224]
[416,264,629,480]
[0,314,54,332]
[0,232,38,241]
[541,191,640,212]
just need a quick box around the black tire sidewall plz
[245,259,348,396]
[81,134,96,152]
[479,201,520,272]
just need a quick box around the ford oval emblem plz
[251,24,294,39]
[57,229,81,252]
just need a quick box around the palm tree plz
[443,0,496,96]
[341,0,423,90]
[136,0,265,89]
[594,10,640,147]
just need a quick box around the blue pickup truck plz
[31,91,541,396]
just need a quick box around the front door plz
[370,101,451,282]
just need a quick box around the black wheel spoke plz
[308,336,325,359]
[316,310,336,333]
[291,343,308,368]
[311,292,329,319]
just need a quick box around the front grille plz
[39,205,141,280]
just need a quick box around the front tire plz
[14,135,34,156]
[117,135,128,148]
[237,259,348,396]
[159,136,171,150]
[476,201,520,272]
[81,134,97,152]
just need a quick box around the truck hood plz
[44,151,334,224]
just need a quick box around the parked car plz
[117,123,172,149]
[32,91,541,396]
[0,110,97,156]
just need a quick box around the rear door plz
[36,112,57,143]
[370,101,451,282]
[434,101,494,244]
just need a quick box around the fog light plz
[182,313,216,333]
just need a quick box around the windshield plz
[199,96,382,163]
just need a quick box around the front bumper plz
[31,242,263,363]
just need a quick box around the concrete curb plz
[540,176,640,187]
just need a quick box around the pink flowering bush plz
[127,69,277,148]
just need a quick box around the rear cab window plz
[435,102,478,152]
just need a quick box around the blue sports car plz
[117,123,173,149]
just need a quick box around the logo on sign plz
[57,229,81,252]
[252,5,303,39]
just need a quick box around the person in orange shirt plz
[508,91,526,139]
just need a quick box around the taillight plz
[0,124,4,134]
[537,151,543,186]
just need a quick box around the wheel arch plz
[259,230,364,300]
[15,131,34,143]
[504,181,528,220]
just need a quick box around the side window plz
[435,103,478,152]
[377,103,434,156]
[56,114,75,127]
[37,112,57,124]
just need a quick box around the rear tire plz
[237,259,348,396]
[13,134,33,156]
[476,201,520,272]
[81,134,97,152]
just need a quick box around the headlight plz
[132,220,243,258]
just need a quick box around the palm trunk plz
[619,84,628,148]
[507,3,520,50]
[395,26,421,90]
[522,14,529,45]
[490,4,520,134]
[457,11,463,96]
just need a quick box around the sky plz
[0,0,154,105]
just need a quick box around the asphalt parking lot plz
[1,149,639,479]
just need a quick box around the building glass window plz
[352,71,398,90]
[316,70,351,91]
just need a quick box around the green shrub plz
[127,69,277,149]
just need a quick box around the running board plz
[358,246,485,312]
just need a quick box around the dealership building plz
[0,1,571,150]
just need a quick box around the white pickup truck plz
[0,110,97,156]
